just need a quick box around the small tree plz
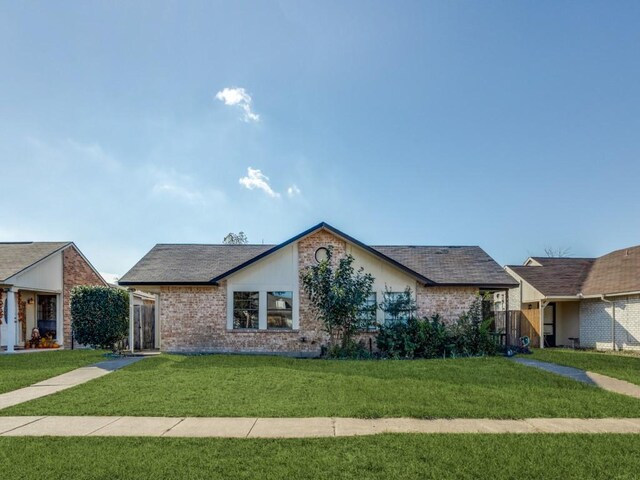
[301,246,375,350]
[71,286,129,352]
[223,232,248,244]
[379,286,417,323]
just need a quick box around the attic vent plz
[434,249,449,255]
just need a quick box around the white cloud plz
[287,185,301,197]
[239,167,280,198]
[215,87,260,122]
[26,137,121,171]
[150,167,225,205]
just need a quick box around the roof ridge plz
[155,243,276,247]
[372,245,480,248]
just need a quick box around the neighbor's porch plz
[494,299,581,349]
[1,288,64,351]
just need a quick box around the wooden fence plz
[493,309,540,348]
[133,303,156,350]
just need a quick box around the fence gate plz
[133,304,156,350]
[493,310,541,348]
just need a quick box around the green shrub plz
[376,296,497,359]
[376,315,449,359]
[71,286,129,352]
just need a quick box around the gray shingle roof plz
[372,246,517,287]
[119,244,275,284]
[0,242,71,282]
[119,242,516,288]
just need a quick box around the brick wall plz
[17,291,26,341]
[159,282,326,355]
[63,246,107,348]
[580,295,640,351]
[416,285,478,322]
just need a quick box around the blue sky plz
[1,1,639,279]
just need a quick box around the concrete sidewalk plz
[0,357,144,411]
[2,416,640,437]
[510,357,640,399]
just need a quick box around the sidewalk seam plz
[0,416,48,435]
[246,418,259,438]
[86,416,123,436]
[161,418,185,437]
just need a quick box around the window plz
[37,295,57,337]
[233,291,259,329]
[357,292,378,329]
[267,291,293,329]
[383,292,411,324]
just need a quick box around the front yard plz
[532,348,640,386]
[0,350,105,394]
[1,434,640,479]
[4,354,640,418]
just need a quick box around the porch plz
[495,300,581,349]
[1,288,63,352]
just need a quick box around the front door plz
[543,303,556,347]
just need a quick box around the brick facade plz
[159,230,480,355]
[580,295,640,351]
[416,285,478,322]
[62,246,107,348]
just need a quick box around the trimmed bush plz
[376,296,497,359]
[71,286,129,352]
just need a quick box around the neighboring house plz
[498,245,640,350]
[119,222,516,356]
[0,242,107,352]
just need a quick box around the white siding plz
[226,244,299,330]
[346,243,417,325]
[7,251,63,292]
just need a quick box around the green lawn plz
[4,354,640,418]
[0,349,105,394]
[533,349,640,386]
[1,434,640,479]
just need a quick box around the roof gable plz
[0,242,71,282]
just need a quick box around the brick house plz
[0,242,107,351]
[497,245,640,350]
[119,222,516,355]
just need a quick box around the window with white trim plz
[267,291,293,329]
[233,291,259,329]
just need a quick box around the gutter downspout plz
[128,289,135,354]
[600,295,616,351]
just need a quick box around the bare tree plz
[223,232,248,245]
[544,246,572,258]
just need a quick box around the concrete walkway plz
[0,357,144,410]
[510,357,640,400]
[2,416,640,437]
